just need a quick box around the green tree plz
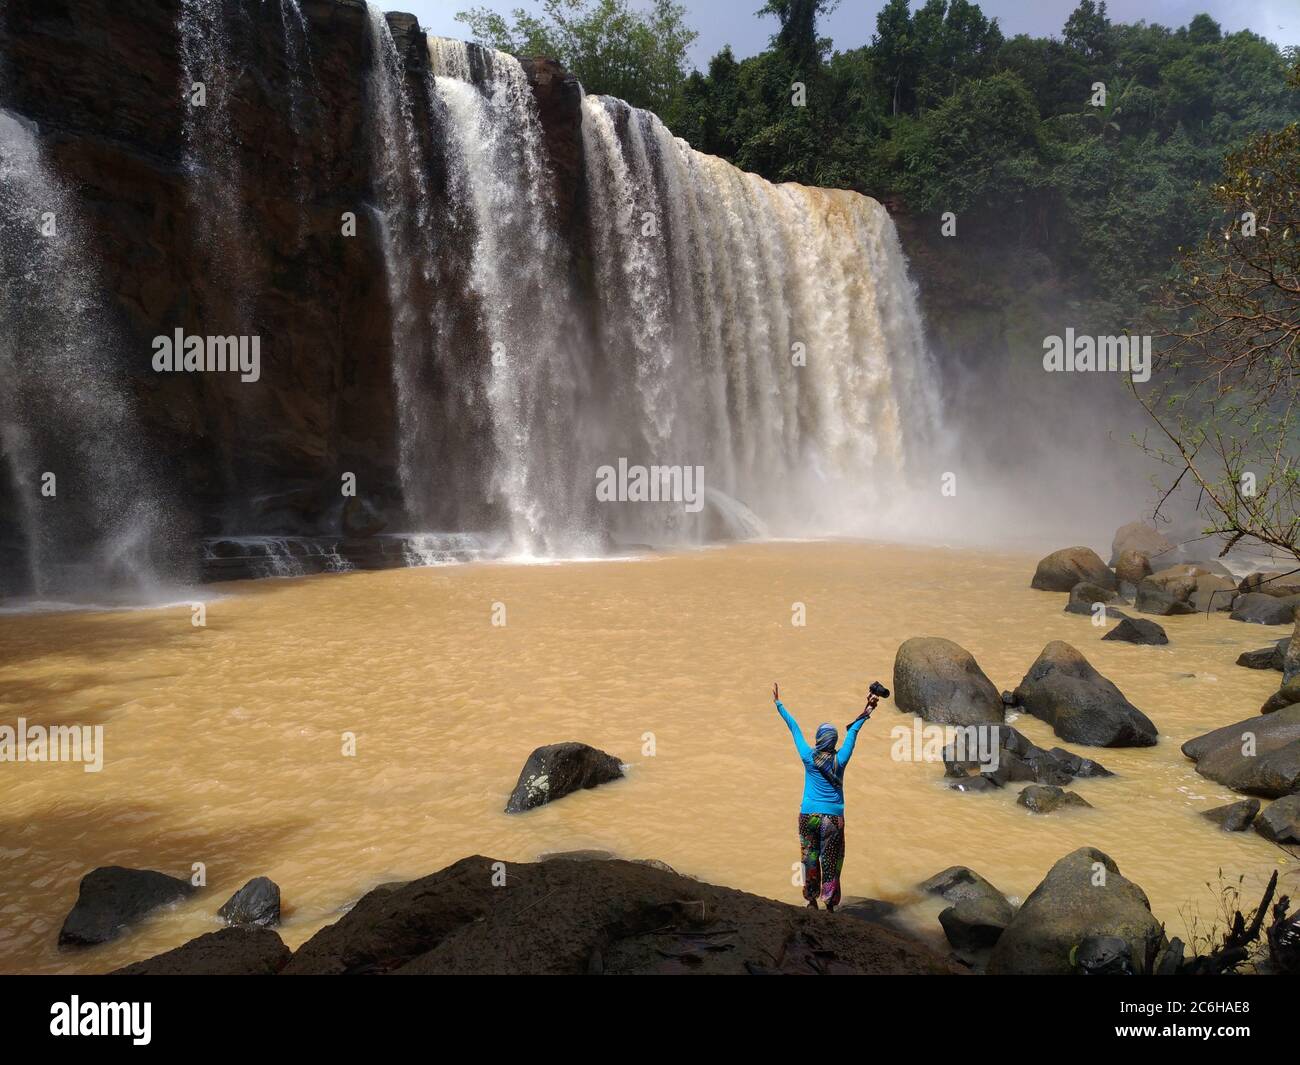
[455,0,697,114]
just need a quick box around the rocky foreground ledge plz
[108,855,959,976]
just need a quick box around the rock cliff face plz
[0,1,585,584]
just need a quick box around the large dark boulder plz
[1031,548,1117,593]
[111,927,290,975]
[1101,617,1168,646]
[279,856,959,975]
[217,876,281,928]
[504,742,624,813]
[1013,641,1158,747]
[1237,641,1288,671]
[1109,521,1174,567]
[1285,625,1300,683]
[892,637,1004,727]
[1202,799,1260,832]
[1180,704,1300,798]
[58,866,196,947]
[987,847,1166,975]
[1231,593,1300,625]
[1255,795,1300,845]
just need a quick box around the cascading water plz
[365,6,444,529]
[177,0,251,328]
[0,111,173,603]
[577,94,944,543]
[428,38,601,558]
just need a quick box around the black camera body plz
[869,681,890,699]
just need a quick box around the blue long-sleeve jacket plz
[776,700,865,816]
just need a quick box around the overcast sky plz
[397,0,1299,68]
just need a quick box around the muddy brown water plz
[0,542,1293,973]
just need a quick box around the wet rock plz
[1064,581,1119,616]
[919,866,1003,904]
[1238,572,1300,598]
[1113,549,1154,585]
[58,866,196,947]
[892,637,1004,727]
[111,927,290,975]
[1181,704,1300,798]
[340,496,387,538]
[949,775,999,793]
[1031,548,1117,593]
[217,876,281,928]
[1231,593,1300,626]
[505,742,624,813]
[1255,795,1300,845]
[1237,642,1288,671]
[1135,564,1207,616]
[1100,617,1168,645]
[1013,641,1158,747]
[1284,625,1300,683]
[1202,799,1260,832]
[1047,747,1112,778]
[1261,676,1300,715]
[1017,784,1092,813]
[280,855,959,975]
[940,896,1013,951]
[987,847,1166,975]
[1109,521,1175,568]
[1189,574,1238,613]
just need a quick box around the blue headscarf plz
[813,723,842,786]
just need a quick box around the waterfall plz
[429,39,601,557]
[0,111,172,602]
[577,95,942,542]
[177,0,251,328]
[365,6,444,529]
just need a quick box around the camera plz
[869,681,890,699]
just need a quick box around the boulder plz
[939,896,1013,951]
[280,855,958,975]
[1047,747,1113,778]
[1109,521,1175,567]
[217,876,281,928]
[1189,574,1238,613]
[987,847,1166,975]
[949,775,999,793]
[1064,581,1119,617]
[892,637,1004,727]
[1231,593,1300,626]
[1255,795,1300,845]
[1180,704,1300,798]
[1101,617,1168,646]
[1135,564,1206,616]
[1013,641,1158,747]
[1261,675,1300,715]
[111,927,290,975]
[1201,799,1260,832]
[919,866,1004,904]
[1017,784,1092,813]
[504,742,624,813]
[1285,625,1300,683]
[1031,548,1117,593]
[1113,549,1153,585]
[1238,572,1300,598]
[58,866,196,947]
[1237,643,1287,671]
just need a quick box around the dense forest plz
[459,0,1299,324]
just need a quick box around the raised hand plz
[773,681,780,704]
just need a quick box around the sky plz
[397,0,1300,69]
